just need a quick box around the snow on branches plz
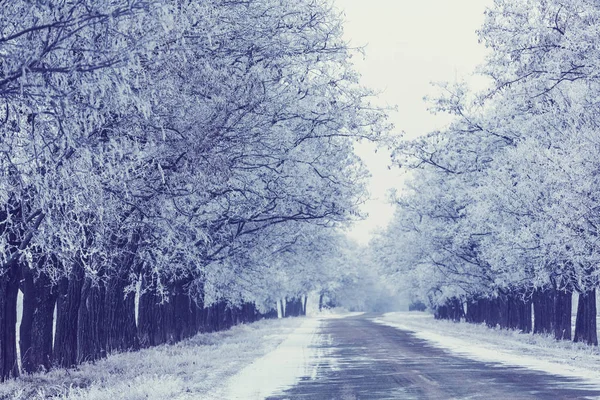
[379,0,600,345]
[0,0,391,379]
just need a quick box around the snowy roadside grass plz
[0,318,304,400]
[377,312,600,386]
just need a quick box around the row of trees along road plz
[375,0,600,347]
[0,0,390,380]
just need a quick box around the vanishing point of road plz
[267,314,600,400]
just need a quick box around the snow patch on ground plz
[216,318,321,400]
[376,312,600,389]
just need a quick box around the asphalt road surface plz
[267,314,600,400]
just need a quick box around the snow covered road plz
[266,314,600,399]
[216,312,365,399]
[217,318,321,399]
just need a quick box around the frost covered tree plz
[379,0,600,346]
[0,0,390,380]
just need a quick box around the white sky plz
[339,0,492,244]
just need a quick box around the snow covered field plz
[377,312,600,388]
[0,318,306,400]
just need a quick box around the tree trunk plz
[285,297,303,317]
[231,305,240,326]
[466,298,486,324]
[19,266,57,373]
[104,274,139,353]
[77,277,105,363]
[533,288,554,335]
[465,300,476,323]
[104,235,140,353]
[163,293,176,343]
[19,273,33,373]
[451,298,464,322]
[574,289,598,346]
[172,280,192,342]
[503,293,531,333]
[434,304,448,320]
[221,301,232,330]
[285,298,293,317]
[210,302,221,331]
[287,298,292,317]
[137,287,155,348]
[54,263,85,368]
[553,290,572,340]
[496,295,509,329]
[239,302,251,323]
[302,295,307,316]
[517,297,532,334]
[504,295,518,330]
[0,261,20,381]
[138,274,166,347]
[203,303,215,333]
[189,283,204,334]
[192,298,205,334]
[485,297,500,328]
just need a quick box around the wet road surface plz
[267,314,600,400]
